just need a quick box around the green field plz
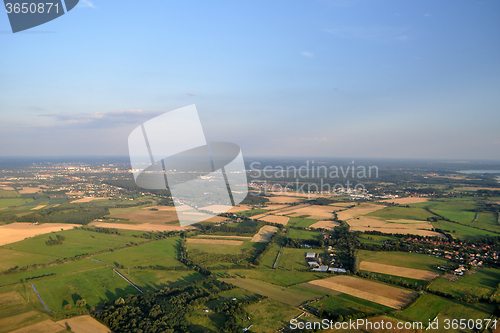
[288,229,321,240]
[244,299,302,333]
[357,250,447,271]
[186,239,266,255]
[7,228,145,259]
[399,293,495,326]
[238,209,268,217]
[429,268,500,299]
[0,190,21,199]
[427,200,477,223]
[0,198,31,209]
[121,269,204,292]
[222,278,319,306]
[309,293,392,317]
[432,220,500,240]
[0,249,61,272]
[277,248,323,270]
[358,233,399,245]
[367,206,436,221]
[34,266,139,312]
[215,268,326,287]
[287,216,319,228]
[0,258,107,288]
[92,236,184,269]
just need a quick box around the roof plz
[305,253,317,258]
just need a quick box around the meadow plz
[222,278,319,306]
[287,229,321,240]
[33,266,138,312]
[215,268,326,287]
[7,228,146,259]
[244,299,302,333]
[0,248,60,272]
[367,206,436,221]
[186,239,266,255]
[432,220,500,240]
[357,250,447,271]
[286,216,319,228]
[121,269,204,292]
[276,248,323,270]
[428,268,500,299]
[399,293,495,325]
[92,236,184,269]
[309,293,392,317]
[0,290,48,333]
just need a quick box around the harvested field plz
[360,261,439,281]
[199,204,233,213]
[251,225,278,242]
[9,320,65,333]
[258,215,290,225]
[70,197,108,203]
[285,205,337,219]
[56,315,110,333]
[227,205,253,212]
[379,197,429,204]
[89,222,193,232]
[309,220,340,230]
[204,216,227,223]
[0,223,79,246]
[0,186,15,191]
[273,204,310,215]
[186,238,243,245]
[348,216,444,237]
[262,204,289,210]
[307,276,414,309]
[17,187,44,194]
[31,205,46,210]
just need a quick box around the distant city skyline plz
[1,0,499,159]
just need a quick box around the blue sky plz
[1,0,499,159]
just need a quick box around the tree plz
[76,299,87,307]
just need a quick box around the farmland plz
[357,250,447,272]
[0,291,49,333]
[276,248,323,270]
[243,299,302,333]
[359,262,439,281]
[286,216,318,228]
[306,276,415,309]
[428,268,500,299]
[308,293,392,317]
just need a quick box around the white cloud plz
[424,13,431,17]
[79,0,95,8]
[187,92,196,96]
[301,51,313,58]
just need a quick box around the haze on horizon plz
[0,0,499,160]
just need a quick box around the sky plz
[0,0,499,159]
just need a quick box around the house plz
[311,265,329,272]
[329,268,347,273]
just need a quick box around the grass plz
[238,209,268,217]
[399,293,495,325]
[0,249,60,272]
[309,293,392,317]
[287,216,318,228]
[432,220,500,240]
[222,278,319,306]
[277,248,323,270]
[121,269,204,292]
[428,268,500,299]
[0,190,21,199]
[244,298,302,333]
[0,198,32,209]
[33,266,140,312]
[92,236,184,269]
[360,271,429,288]
[357,250,447,271]
[215,268,327,287]
[288,229,321,240]
[358,233,399,245]
[187,240,266,255]
[7,228,146,258]
[367,206,436,221]
[0,258,107,288]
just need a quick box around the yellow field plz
[268,196,305,204]
[109,209,179,224]
[56,315,111,333]
[251,225,278,242]
[307,276,414,309]
[257,215,290,225]
[309,220,340,230]
[379,197,429,204]
[186,238,243,245]
[197,235,252,240]
[31,205,46,210]
[17,187,45,194]
[360,261,439,281]
[0,223,79,246]
[284,205,337,219]
[336,203,385,220]
[0,185,15,191]
[89,222,193,232]
[9,320,65,333]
